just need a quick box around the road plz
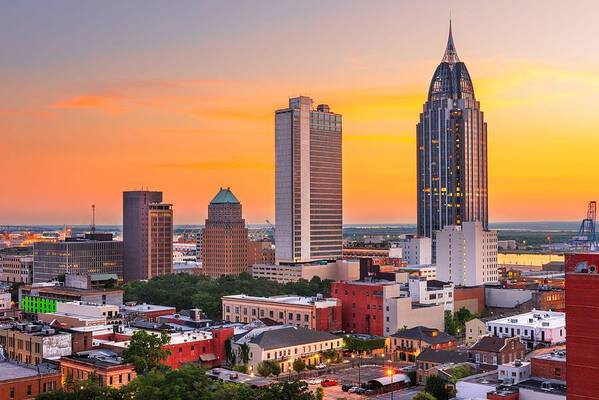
[371,387,423,400]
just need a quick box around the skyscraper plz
[201,187,248,277]
[123,191,173,282]
[417,22,488,238]
[275,96,343,263]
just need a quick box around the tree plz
[238,343,250,365]
[425,375,450,400]
[258,380,315,400]
[343,335,386,353]
[257,360,281,377]
[225,339,237,365]
[315,387,324,400]
[413,392,436,400]
[122,330,171,375]
[292,359,306,374]
[444,311,456,335]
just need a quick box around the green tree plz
[444,311,456,335]
[292,358,306,374]
[413,392,436,400]
[122,330,171,375]
[257,360,281,377]
[238,343,250,365]
[315,387,324,400]
[258,380,315,400]
[425,375,450,400]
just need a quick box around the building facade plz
[201,188,248,277]
[0,362,61,400]
[33,237,123,284]
[469,336,526,367]
[247,240,275,267]
[408,276,454,311]
[123,191,173,282]
[0,247,33,284]
[19,284,123,315]
[390,326,457,363]
[0,324,72,365]
[416,22,488,239]
[275,96,342,263]
[60,350,136,389]
[485,310,565,350]
[251,259,359,284]
[390,236,432,266]
[435,221,498,286]
[222,294,341,331]
[565,252,599,399]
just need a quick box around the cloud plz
[50,95,128,114]
[153,160,273,171]
[191,108,270,122]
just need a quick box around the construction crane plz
[571,201,598,249]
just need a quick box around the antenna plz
[91,204,96,233]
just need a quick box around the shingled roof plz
[470,336,510,353]
[245,326,339,350]
[391,326,456,345]
[417,348,470,365]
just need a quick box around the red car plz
[321,380,337,387]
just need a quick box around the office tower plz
[417,21,488,238]
[123,191,173,282]
[201,188,248,277]
[275,96,343,263]
[566,253,599,399]
[435,221,498,286]
[32,235,123,283]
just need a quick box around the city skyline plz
[2,1,599,225]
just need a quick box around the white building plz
[485,310,565,350]
[57,301,119,319]
[275,97,343,263]
[435,221,499,286]
[390,236,432,265]
[400,264,437,280]
[231,325,342,373]
[0,292,11,309]
[497,360,531,384]
[251,259,359,284]
[408,276,454,311]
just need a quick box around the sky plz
[1,0,599,225]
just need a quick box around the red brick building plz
[566,252,599,400]
[332,281,386,336]
[454,286,485,314]
[247,240,275,267]
[532,289,565,312]
[0,361,61,400]
[531,350,566,381]
[60,351,136,389]
[469,336,525,368]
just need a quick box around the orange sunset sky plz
[1,1,599,225]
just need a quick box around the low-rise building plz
[60,349,136,389]
[38,301,121,328]
[408,276,454,311]
[0,360,62,400]
[415,348,470,385]
[19,284,123,315]
[465,318,487,346]
[390,326,456,363]
[231,325,342,373]
[497,359,531,384]
[0,323,72,365]
[332,280,445,336]
[0,247,33,284]
[119,303,176,322]
[0,291,11,310]
[485,310,566,350]
[389,236,432,266]
[221,294,341,331]
[454,286,485,314]
[469,336,526,368]
[397,265,437,280]
[531,349,566,381]
[251,259,359,284]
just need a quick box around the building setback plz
[123,191,173,282]
[33,235,123,284]
[201,188,248,277]
[275,96,343,263]
[417,22,488,239]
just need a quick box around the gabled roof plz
[391,326,455,345]
[210,187,240,204]
[470,336,514,353]
[417,348,469,365]
[243,326,338,350]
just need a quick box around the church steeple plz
[442,19,460,63]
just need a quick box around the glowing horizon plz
[1,1,598,225]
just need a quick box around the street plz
[372,387,423,400]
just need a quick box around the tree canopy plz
[122,273,332,319]
[122,330,171,374]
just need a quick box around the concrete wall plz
[485,287,533,308]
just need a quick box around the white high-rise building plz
[275,96,342,263]
[435,221,498,286]
[390,236,432,265]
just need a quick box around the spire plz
[442,18,460,63]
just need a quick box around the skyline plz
[2,1,599,225]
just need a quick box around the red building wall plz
[0,373,62,400]
[331,282,384,336]
[566,253,599,400]
[211,327,235,365]
[531,356,566,380]
[454,286,485,314]
[163,338,214,369]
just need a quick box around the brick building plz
[60,350,136,389]
[0,361,61,400]
[119,303,176,322]
[453,286,485,314]
[201,188,248,277]
[247,240,275,267]
[565,252,599,400]
[531,350,566,381]
[469,336,525,368]
[415,348,469,385]
[390,326,456,363]
[222,294,341,331]
[0,323,72,365]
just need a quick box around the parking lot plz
[305,365,420,400]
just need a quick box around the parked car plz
[307,379,323,385]
[315,363,327,370]
[348,386,361,393]
[353,387,367,394]
[321,380,337,387]
[341,384,353,392]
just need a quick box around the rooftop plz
[235,326,338,350]
[417,348,469,364]
[487,310,565,329]
[63,350,131,369]
[222,294,338,308]
[0,360,60,381]
[210,187,240,205]
[391,326,455,344]
[21,285,123,297]
[517,378,567,396]
[206,367,273,388]
[120,303,176,313]
[470,336,513,353]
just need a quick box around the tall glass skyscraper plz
[417,22,488,238]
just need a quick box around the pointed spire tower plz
[442,19,460,63]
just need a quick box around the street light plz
[386,368,394,400]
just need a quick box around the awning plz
[200,353,217,362]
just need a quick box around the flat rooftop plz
[488,310,565,329]
[21,285,123,297]
[517,378,566,396]
[222,294,338,308]
[0,361,59,381]
[120,304,176,313]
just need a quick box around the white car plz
[315,363,327,370]
[348,386,360,393]
[307,378,323,385]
